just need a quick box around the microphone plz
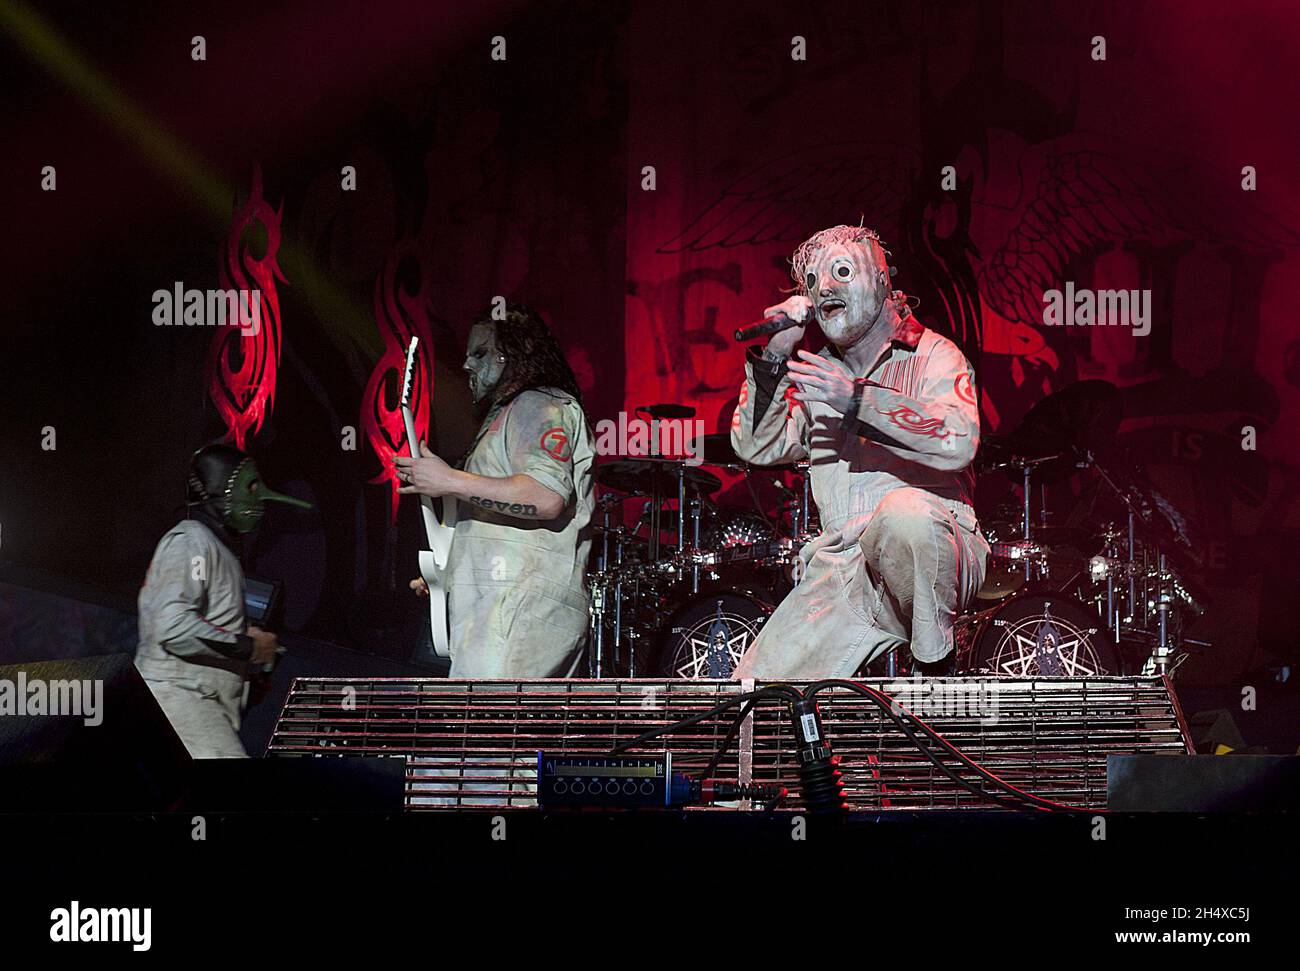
[734,311,800,342]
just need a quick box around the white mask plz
[464,323,506,403]
[802,242,891,348]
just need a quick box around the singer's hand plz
[763,296,813,358]
[788,350,858,416]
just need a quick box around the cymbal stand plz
[647,474,661,562]
[1154,551,1172,674]
[676,464,686,553]
[1012,454,1059,580]
[612,530,625,674]
[588,499,614,677]
[689,494,701,594]
[1090,460,1141,633]
[1127,507,1138,629]
[1020,465,1033,581]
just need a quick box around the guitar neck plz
[400,403,443,545]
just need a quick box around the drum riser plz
[269,676,1192,811]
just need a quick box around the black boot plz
[913,652,956,677]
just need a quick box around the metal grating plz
[267,677,1191,811]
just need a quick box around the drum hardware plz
[586,380,1212,682]
[588,496,668,678]
[588,494,617,678]
[688,495,702,594]
[588,435,811,678]
[595,457,721,563]
[972,380,1211,680]
[1082,457,1210,677]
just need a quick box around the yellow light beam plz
[0,0,382,363]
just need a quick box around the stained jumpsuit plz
[730,314,990,679]
[445,386,594,678]
[134,519,252,758]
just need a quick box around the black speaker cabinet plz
[0,653,192,810]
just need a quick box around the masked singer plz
[731,225,990,678]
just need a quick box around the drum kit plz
[956,380,1210,680]
[586,418,813,678]
[586,382,1211,680]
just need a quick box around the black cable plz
[700,694,760,780]
[606,678,1098,813]
[607,685,800,758]
[701,680,807,779]
[700,689,780,780]
[805,679,1048,810]
[806,679,1104,812]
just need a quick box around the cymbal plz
[974,566,1025,602]
[975,435,1065,474]
[595,459,722,497]
[1000,380,1123,482]
[695,433,803,471]
[697,433,742,467]
[639,403,696,420]
[986,522,1093,552]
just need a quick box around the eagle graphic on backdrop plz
[660,133,1300,429]
[657,5,1300,434]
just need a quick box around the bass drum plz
[653,589,773,679]
[954,591,1121,677]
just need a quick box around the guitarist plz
[397,303,594,678]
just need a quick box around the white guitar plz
[400,336,457,658]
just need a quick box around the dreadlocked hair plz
[477,302,583,405]
[789,224,893,295]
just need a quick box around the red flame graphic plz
[206,166,287,450]
[362,239,436,521]
[879,404,951,439]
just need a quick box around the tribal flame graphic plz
[879,404,950,439]
[206,167,287,449]
[362,239,436,521]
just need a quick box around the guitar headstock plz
[400,336,420,408]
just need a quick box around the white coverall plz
[445,387,594,677]
[730,314,990,678]
[134,519,251,758]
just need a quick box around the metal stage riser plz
[269,677,1191,811]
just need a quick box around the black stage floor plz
[5,808,1292,954]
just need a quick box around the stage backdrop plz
[2,0,1298,684]
[621,0,1300,684]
